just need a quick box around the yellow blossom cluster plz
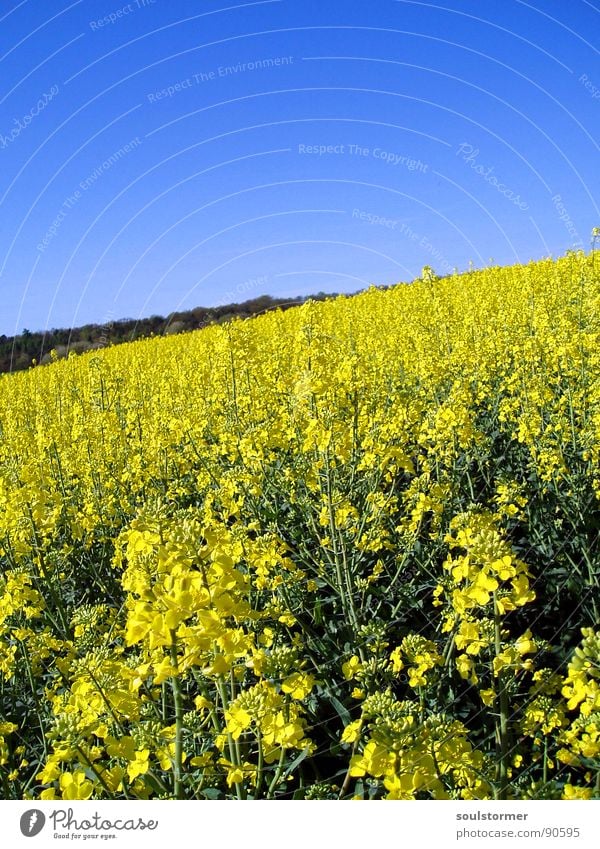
[0,251,598,799]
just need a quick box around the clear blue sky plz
[0,0,598,335]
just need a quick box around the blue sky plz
[0,0,598,335]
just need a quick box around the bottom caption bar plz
[0,800,596,847]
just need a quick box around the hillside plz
[0,292,337,374]
[0,253,599,801]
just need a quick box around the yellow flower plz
[389,647,403,673]
[563,784,592,800]
[40,787,57,800]
[492,555,516,581]
[350,740,390,778]
[515,630,536,656]
[152,655,178,685]
[59,770,94,800]
[194,695,212,711]
[226,765,244,787]
[479,689,495,706]
[37,758,61,784]
[282,672,314,700]
[456,654,478,684]
[341,720,362,744]
[106,736,136,761]
[383,771,419,799]
[493,648,519,677]
[126,749,150,781]
[225,705,252,739]
[342,655,362,680]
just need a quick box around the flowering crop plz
[0,250,599,799]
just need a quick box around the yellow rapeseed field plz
[0,251,599,800]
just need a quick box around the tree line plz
[0,292,338,374]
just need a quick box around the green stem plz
[25,504,70,637]
[17,641,48,758]
[169,631,184,799]
[75,745,114,798]
[338,736,360,799]
[216,676,244,800]
[267,746,286,799]
[324,449,360,636]
[493,592,510,800]
[255,732,265,799]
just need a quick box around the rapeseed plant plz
[0,250,598,798]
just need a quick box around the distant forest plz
[0,292,338,375]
